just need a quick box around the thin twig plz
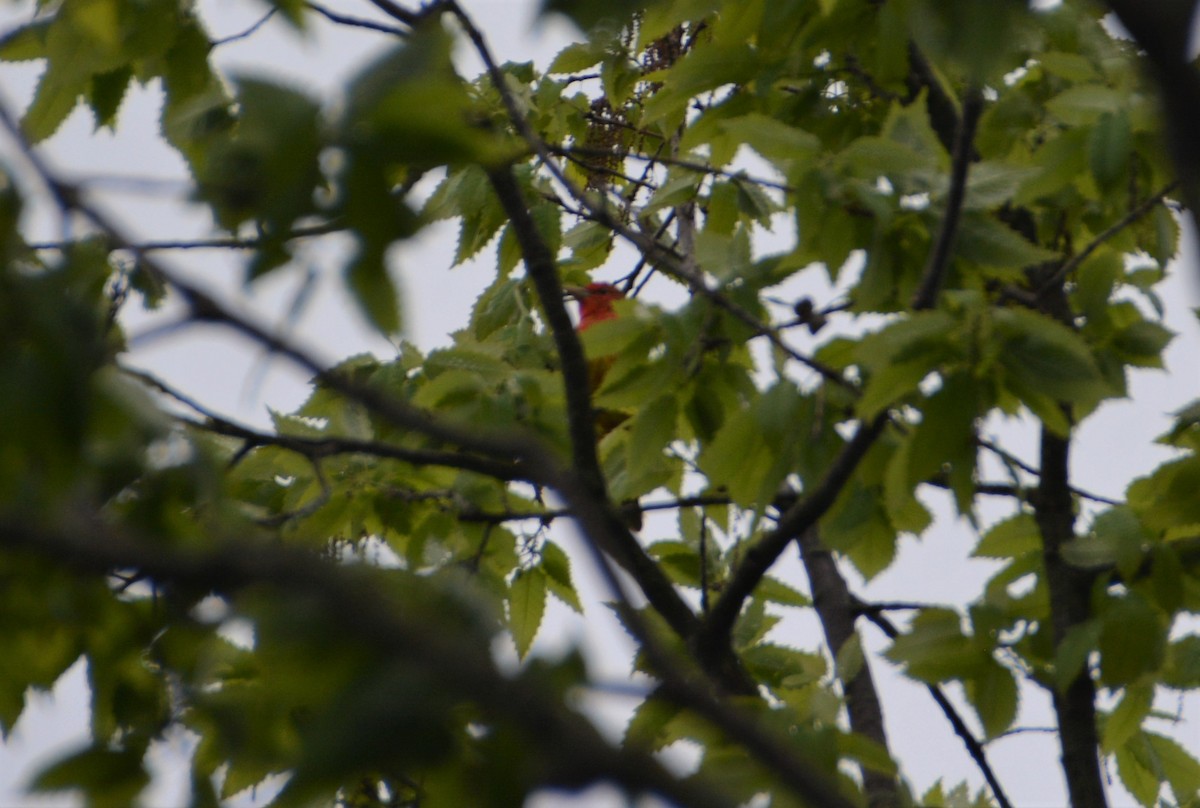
[861,608,1014,808]
[212,9,276,46]
[127,366,526,481]
[977,438,1119,506]
[307,2,409,35]
[28,220,344,254]
[549,144,795,194]
[1035,181,1180,297]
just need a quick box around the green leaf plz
[347,256,403,337]
[541,0,652,33]
[195,77,322,242]
[993,307,1110,406]
[714,113,820,169]
[1099,594,1165,687]
[699,385,797,509]
[973,513,1040,559]
[1047,84,1126,125]
[1112,319,1174,368]
[1089,112,1131,189]
[955,214,1059,269]
[1115,737,1160,808]
[1128,455,1200,533]
[624,697,682,750]
[966,659,1017,739]
[33,745,149,806]
[547,40,607,73]
[886,609,982,683]
[0,19,52,61]
[1162,635,1200,689]
[1103,682,1153,753]
[1054,620,1100,693]
[756,576,811,607]
[509,567,547,660]
[341,31,505,169]
[627,395,678,487]
[1146,732,1200,806]
[540,541,583,614]
[960,161,1042,210]
[834,633,864,684]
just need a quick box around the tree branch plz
[485,166,704,644]
[306,2,409,36]
[798,528,900,808]
[485,168,603,495]
[1035,181,1180,298]
[861,607,1014,808]
[0,513,736,808]
[1034,424,1108,808]
[28,221,345,253]
[911,87,983,311]
[697,413,888,654]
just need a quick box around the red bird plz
[565,282,624,332]
[564,281,641,529]
[564,282,625,395]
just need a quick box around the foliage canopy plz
[2,0,1200,806]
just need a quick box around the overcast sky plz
[1,1,1198,805]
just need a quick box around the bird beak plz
[562,284,587,300]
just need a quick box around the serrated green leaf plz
[973,512,1040,559]
[1162,635,1200,689]
[1103,682,1153,753]
[0,19,52,61]
[835,633,864,684]
[509,567,547,660]
[1147,731,1200,806]
[966,659,1017,738]
[1099,595,1165,687]
[1112,319,1174,367]
[1054,619,1100,693]
[959,161,1042,210]
[547,40,607,74]
[1047,84,1126,125]
[756,576,810,607]
[1038,51,1099,82]
[1115,737,1160,808]
[955,214,1059,269]
[886,609,982,683]
[540,541,582,614]
[715,113,820,167]
[993,307,1110,405]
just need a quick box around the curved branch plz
[306,2,409,36]
[485,168,603,494]
[698,413,888,653]
[1035,181,1180,298]
[485,166,702,642]
[0,514,736,808]
[861,607,1014,808]
[911,87,982,311]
